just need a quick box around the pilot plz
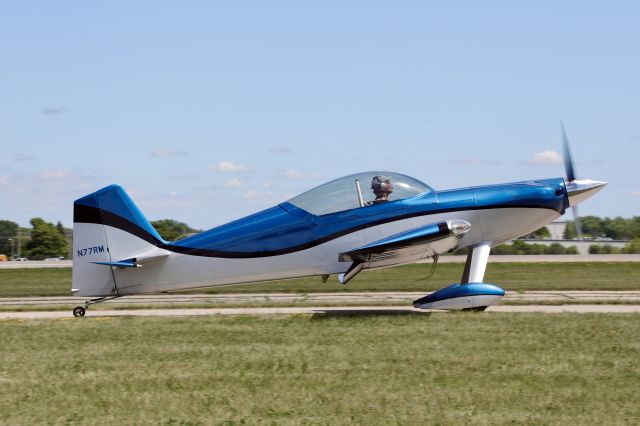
[368,175,393,205]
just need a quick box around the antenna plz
[355,179,365,207]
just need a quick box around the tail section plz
[72,185,166,296]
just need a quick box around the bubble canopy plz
[287,172,433,216]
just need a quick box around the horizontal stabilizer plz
[90,247,170,269]
[91,260,137,268]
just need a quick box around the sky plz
[1,1,638,230]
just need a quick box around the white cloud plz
[151,149,188,157]
[0,168,108,225]
[284,169,304,179]
[632,191,640,198]
[283,169,323,180]
[528,150,563,165]
[209,161,250,173]
[224,178,246,189]
[268,146,292,154]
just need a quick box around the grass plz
[0,268,71,296]
[0,313,638,424]
[1,262,640,297]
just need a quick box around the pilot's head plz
[371,175,393,201]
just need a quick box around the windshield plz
[287,171,432,216]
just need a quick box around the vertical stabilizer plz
[72,185,164,296]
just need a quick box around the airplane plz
[70,127,606,317]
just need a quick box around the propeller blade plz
[572,206,583,241]
[561,121,576,182]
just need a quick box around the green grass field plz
[1,313,638,424]
[1,262,639,297]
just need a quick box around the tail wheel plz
[73,306,86,317]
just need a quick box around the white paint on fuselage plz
[73,207,559,296]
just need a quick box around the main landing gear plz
[72,296,118,317]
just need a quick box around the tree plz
[624,238,640,254]
[522,226,551,239]
[56,221,66,237]
[603,217,634,240]
[25,218,69,259]
[0,220,19,255]
[579,216,605,238]
[564,246,579,254]
[564,221,577,239]
[150,219,198,241]
[546,243,566,255]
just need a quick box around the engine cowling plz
[413,283,505,310]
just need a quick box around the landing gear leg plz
[461,243,491,284]
[72,295,118,318]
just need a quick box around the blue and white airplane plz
[71,130,605,316]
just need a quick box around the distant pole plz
[17,228,21,258]
[8,238,13,260]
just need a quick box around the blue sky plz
[1,1,638,229]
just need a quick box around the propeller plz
[561,121,583,240]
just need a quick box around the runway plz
[1,291,640,319]
[2,290,639,306]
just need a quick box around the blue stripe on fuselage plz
[172,178,567,255]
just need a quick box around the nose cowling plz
[566,179,608,207]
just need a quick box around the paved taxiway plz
[1,291,640,319]
[1,304,640,319]
[2,291,639,307]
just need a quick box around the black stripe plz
[74,203,559,259]
[461,249,473,284]
[413,293,500,306]
[75,204,160,246]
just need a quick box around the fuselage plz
[93,178,568,296]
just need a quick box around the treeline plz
[492,241,579,255]
[589,239,640,254]
[149,219,199,241]
[564,216,640,240]
[3,215,639,259]
[452,241,579,256]
[0,219,70,259]
[0,218,197,260]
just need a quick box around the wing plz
[337,219,471,284]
